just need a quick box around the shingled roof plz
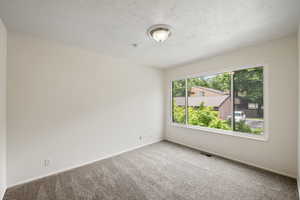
[174,95,230,107]
[191,86,229,95]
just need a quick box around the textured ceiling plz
[0,0,299,68]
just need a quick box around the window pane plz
[187,73,232,130]
[233,67,264,134]
[172,80,186,124]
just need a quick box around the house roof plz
[191,86,228,95]
[174,95,230,107]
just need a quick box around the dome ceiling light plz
[147,24,172,43]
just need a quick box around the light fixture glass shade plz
[148,25,172,43]
[151,28,170,42]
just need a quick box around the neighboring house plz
[190,86,228,97]
[234,100,263,118]
[174,86,232,120]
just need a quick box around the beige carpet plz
[4,141,298,200]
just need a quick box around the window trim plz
[170,64,269,142]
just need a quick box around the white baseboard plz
[166,137,296,179]
[297,179,300,199]
[0,186,6,200]
[8,138,163,188]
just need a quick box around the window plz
[171,66,264,136]
[187,72,232,131]
[172,79,186,124]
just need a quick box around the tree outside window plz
[172,66,264,135]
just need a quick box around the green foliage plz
[172,102,185,124]
[173,68,263,101]
[234,121,252,133]
[234,67,263,103]
[207,73,231,92]
[188,102,231,130]
[172,67,264,134]
[172,80,186,97]
[234,67,264,118]
[252,128,263,134]
[187,77,209,94]
[187,72,231,94]
[235,121,263,134]
[173,102,262,134]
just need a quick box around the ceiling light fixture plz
[147,24,172,43]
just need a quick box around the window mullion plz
[185,78,188,126]
[231,72,235,131]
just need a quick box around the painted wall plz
[7,33,164,186]
[164,35,298,178]
[0,18,7,199]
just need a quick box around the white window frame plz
[170,64,269,141]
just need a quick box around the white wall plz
[0,18,7,199]
[164,35,298,178]
[7,33,164,186]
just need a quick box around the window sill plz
[170,123,268,142]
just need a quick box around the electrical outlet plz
[43,159,50,167]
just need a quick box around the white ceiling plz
[0,0,299,68]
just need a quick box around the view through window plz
[172,79,186,124]
[172,66,264,135]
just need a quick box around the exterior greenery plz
[188,103,230,130]
[173,101,185,124]
[234,67,264,118]
[172,66,264,135]
[173,102,262,134]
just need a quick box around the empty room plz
[0,0,300,199]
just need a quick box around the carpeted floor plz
[4,141,298,200]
